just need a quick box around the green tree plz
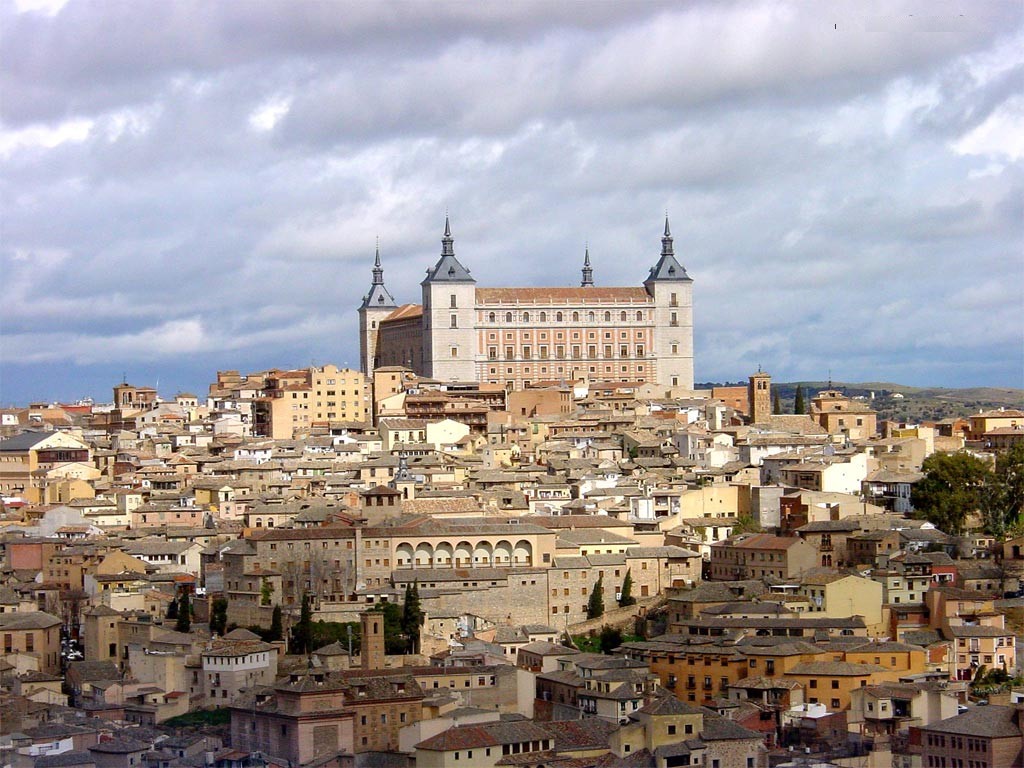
[260,578,273,607]
[598,626,623,654]
[166,594,179,620]
[981,444,1024,537]
[401,582,424,653]
[267,605,283,642]
[912,452,993,535]
[210,597,228,636]
[291,593,312,655]
[794,386,805,415]
[618,569,636,607]
[175,591,191,633]
[372,601,406,655]
[587,573,605,620]
[773,390,782,415]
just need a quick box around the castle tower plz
[748,370,772,424]
[358,242,397,375]
[421,216,477,381]
[644,216,694,390]
[581,247,594,287]
[360,610,385,670]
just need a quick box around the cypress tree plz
[209,598,228,635]
[773,390,782,415]
[401,581,424,653]
[291,593,312,654]
[268,605,283,642]
[618,569,636,607]
[166,594,179,620]
[175,591,191,633]
[587,573,605,619]
[794,385,805,415]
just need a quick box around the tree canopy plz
[912,452,992,535]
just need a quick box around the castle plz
[358,217,694,391]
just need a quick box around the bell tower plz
[748,370,772,424]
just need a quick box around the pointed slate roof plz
[645,216,692,284]
[360,244,397,309]
[422,216,475,284]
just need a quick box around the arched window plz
[506,312,513,323]
[488,312,496,322]
[556,312,563,322]
[572,311,580,322]
[604,311,611,322]
[540,312,547,322]
[588,311,595,322]
[621,311,627,321]
[636,311,643,321]
[522,312,530,322]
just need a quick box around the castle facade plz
[358,217,694,391]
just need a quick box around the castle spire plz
[422,214,474,285]
[359,240,396,309]
[661,214,674,257]
[372,238,384,285]
[441,214,454,257]
[581,245,594,287]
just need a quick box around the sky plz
[1,0,1022,405]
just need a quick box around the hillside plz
[697,380,1023,422]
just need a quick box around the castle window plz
[450,294,457,308]
[636,311,643,321]
[621,311,627,321]
[604,311,611,322]
[636,346,644,356]
[671,343,678,354]
[523,347,531,359]
[506,312,513,322]
[450,347,458,357]
[522,312,529,322]
[588,311,595,322]
[556,312,563,322]
[506,346,514,359]
[489,312,496,322]
[572,311,580,322]
[489,347,497,360]
[670,312,678,326]
[540,312,547,322]
[450,315,458,328]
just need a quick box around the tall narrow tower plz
[644,216,694,390]
[748,370,772,424]
[421,216,477,381]
[358,243,397,375]
[360,610,385,670]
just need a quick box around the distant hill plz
[696,380,1023,422]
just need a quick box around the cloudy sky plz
[2,0,1022,404]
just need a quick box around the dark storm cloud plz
[1,0,1022,403]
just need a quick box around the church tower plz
[358,242,397,375]
[748,370,772,424]
[421,216,477,381]
[644,216,694,390]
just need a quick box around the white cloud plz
[0,117,92,157]
[248,95,292,132]
[953,94,1024,160]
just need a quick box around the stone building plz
[360,216,695,391]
